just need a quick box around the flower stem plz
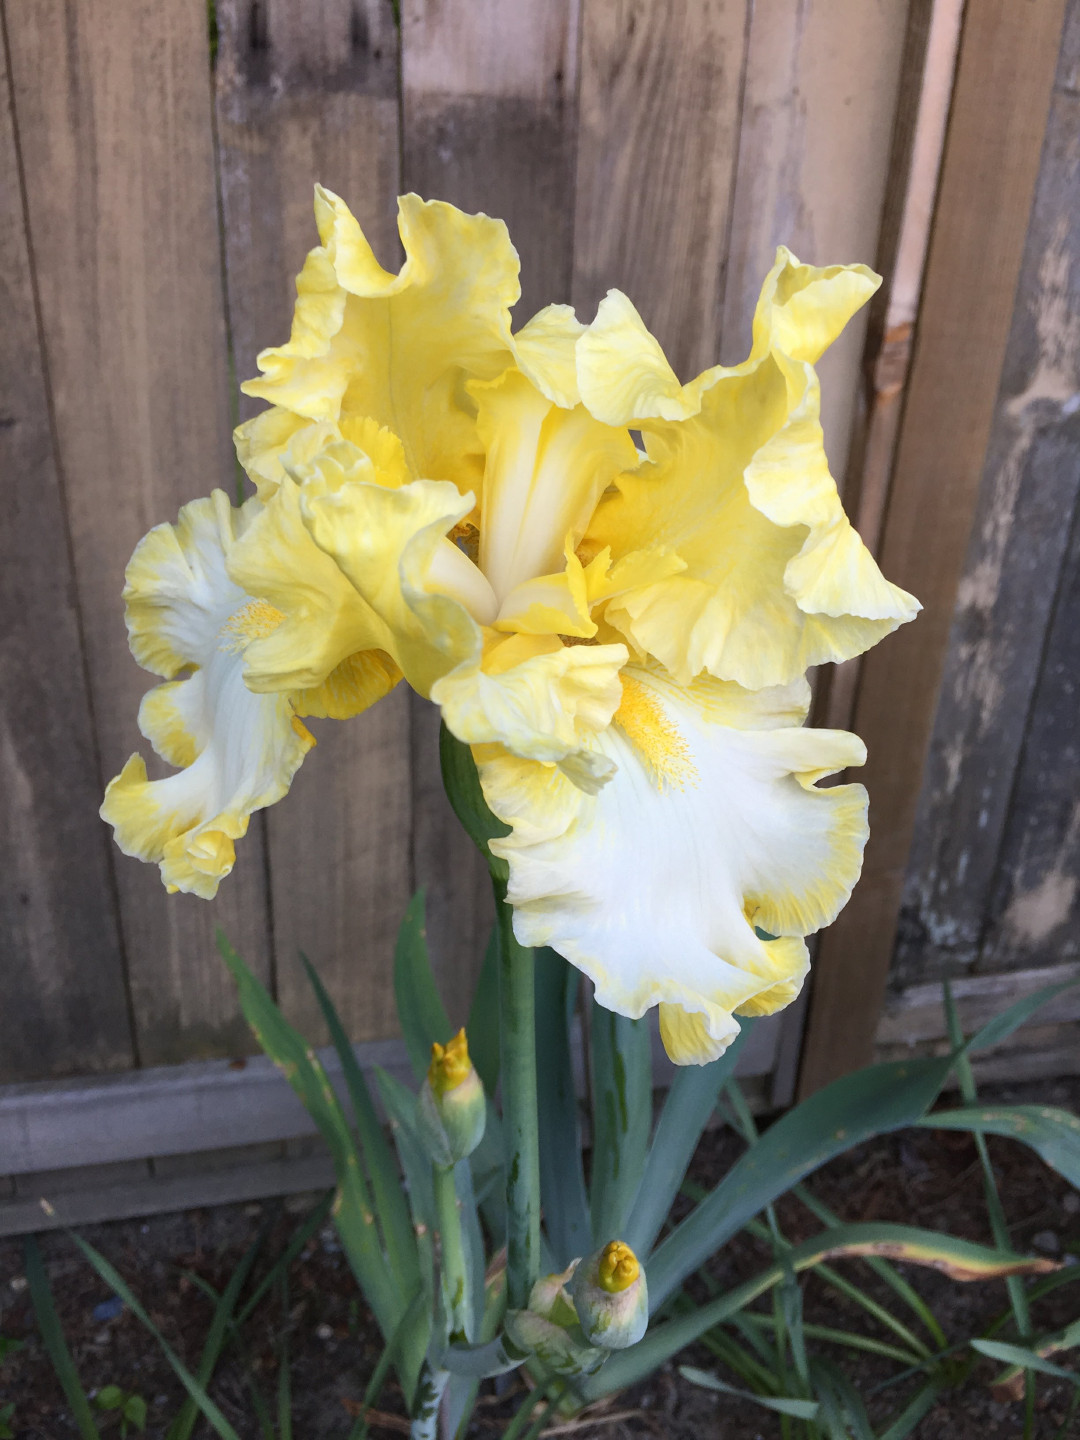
[495,878,541,1309]
[433,1163,470,1340]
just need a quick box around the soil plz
[2,1075,1079,1440]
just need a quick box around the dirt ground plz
[2,1075,1079,1439]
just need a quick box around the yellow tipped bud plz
[597,1240,640,1293]
[418,1029,485,1165]
[428,1028,472,1095]
[571,1240,648,1349]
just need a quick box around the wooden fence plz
[1,0,1077,1223]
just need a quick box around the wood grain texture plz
[5,0,273,1066]
[875,962,1080,1046]
[400,0,583,1002]
[215,0,412,1043]
[818,0,964,734]
[401,0,580,320]
[979,468,1080,975]
[800,0,1069,1094]
[572,0,749,381]
[0,19,133,1082]
[896,0,1080,989]
[215,0,401,424]
[721,0,912,484]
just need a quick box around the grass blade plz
[23,1236,101,1440]
[236,1193,334,1327]
[300,951,418,1291]
[69,1234,243,1440]
[166,1218,266,1440]
[966,977,1080,1056]
[679,1365,819,1418]
[877,1380,942,1440]
[741,1312,923,1366]
[921,1105,1080,1188]
[944,979,1035,1385]
[276,1273,293,1440]
[218,935,400,1335]
[793,1183,948,1349]
[626,1026,750,1257]
[972,1337,1080,1382]
[813,1263,931,1360]
[393,892,452,1083]
[648,1054,955,1310]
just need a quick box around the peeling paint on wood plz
[896,6,1080,989]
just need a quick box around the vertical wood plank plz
[981,501,1080,974]
[0,21,133,1082]
[399,0,583,1001]
[572,0,750,381]
[215,0,412,1043]
[721,0,912,482]
[800,0,1068,1094]
[5,0,273,1066]
[401,0,580,320]
[896,8,1080,988]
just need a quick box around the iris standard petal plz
[476,666,868,1063]
[299,473,484,699]
[576,251,919,689]
[228,428,409,711]
[474,369,638,608]
[237,187,519,496]
[101,492,314,897]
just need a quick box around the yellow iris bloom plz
[101,189,917,1060]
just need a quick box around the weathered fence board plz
[401,0,580,319]
[5,0,274,1068]
[980,495,1080,974]
[214,0,413,1045]
[801,0,1069,1093]
[721,0,912,482]
[572,0,749,382]
[896,13,1080,990]
[819,0,965,737]
[0,30,133,1083]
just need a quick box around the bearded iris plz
[101,187,918,1061]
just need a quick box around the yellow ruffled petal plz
[477,666,868,1062]
[432,631,627,787]
[239,187,519,496]
[577,253,919,689]
[233,407,311,500]
[227,429,411,709]
[291,650,402,720]
[658,935,809,1063]
[102,491,315,897]
[474,369,638,608]
[299,472,485,699]
[751,246,879,365]
[495,540,596,638]
[512,304,585,408]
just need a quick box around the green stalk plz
[434,1164,470,1340]
[495,878,541,1309]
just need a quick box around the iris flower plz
[102,188,917,1060]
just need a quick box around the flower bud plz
[570,1240,648,1349]
[528,1262,580,1328]
[417,1029,486,1165]
[504,1263,606,1377]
